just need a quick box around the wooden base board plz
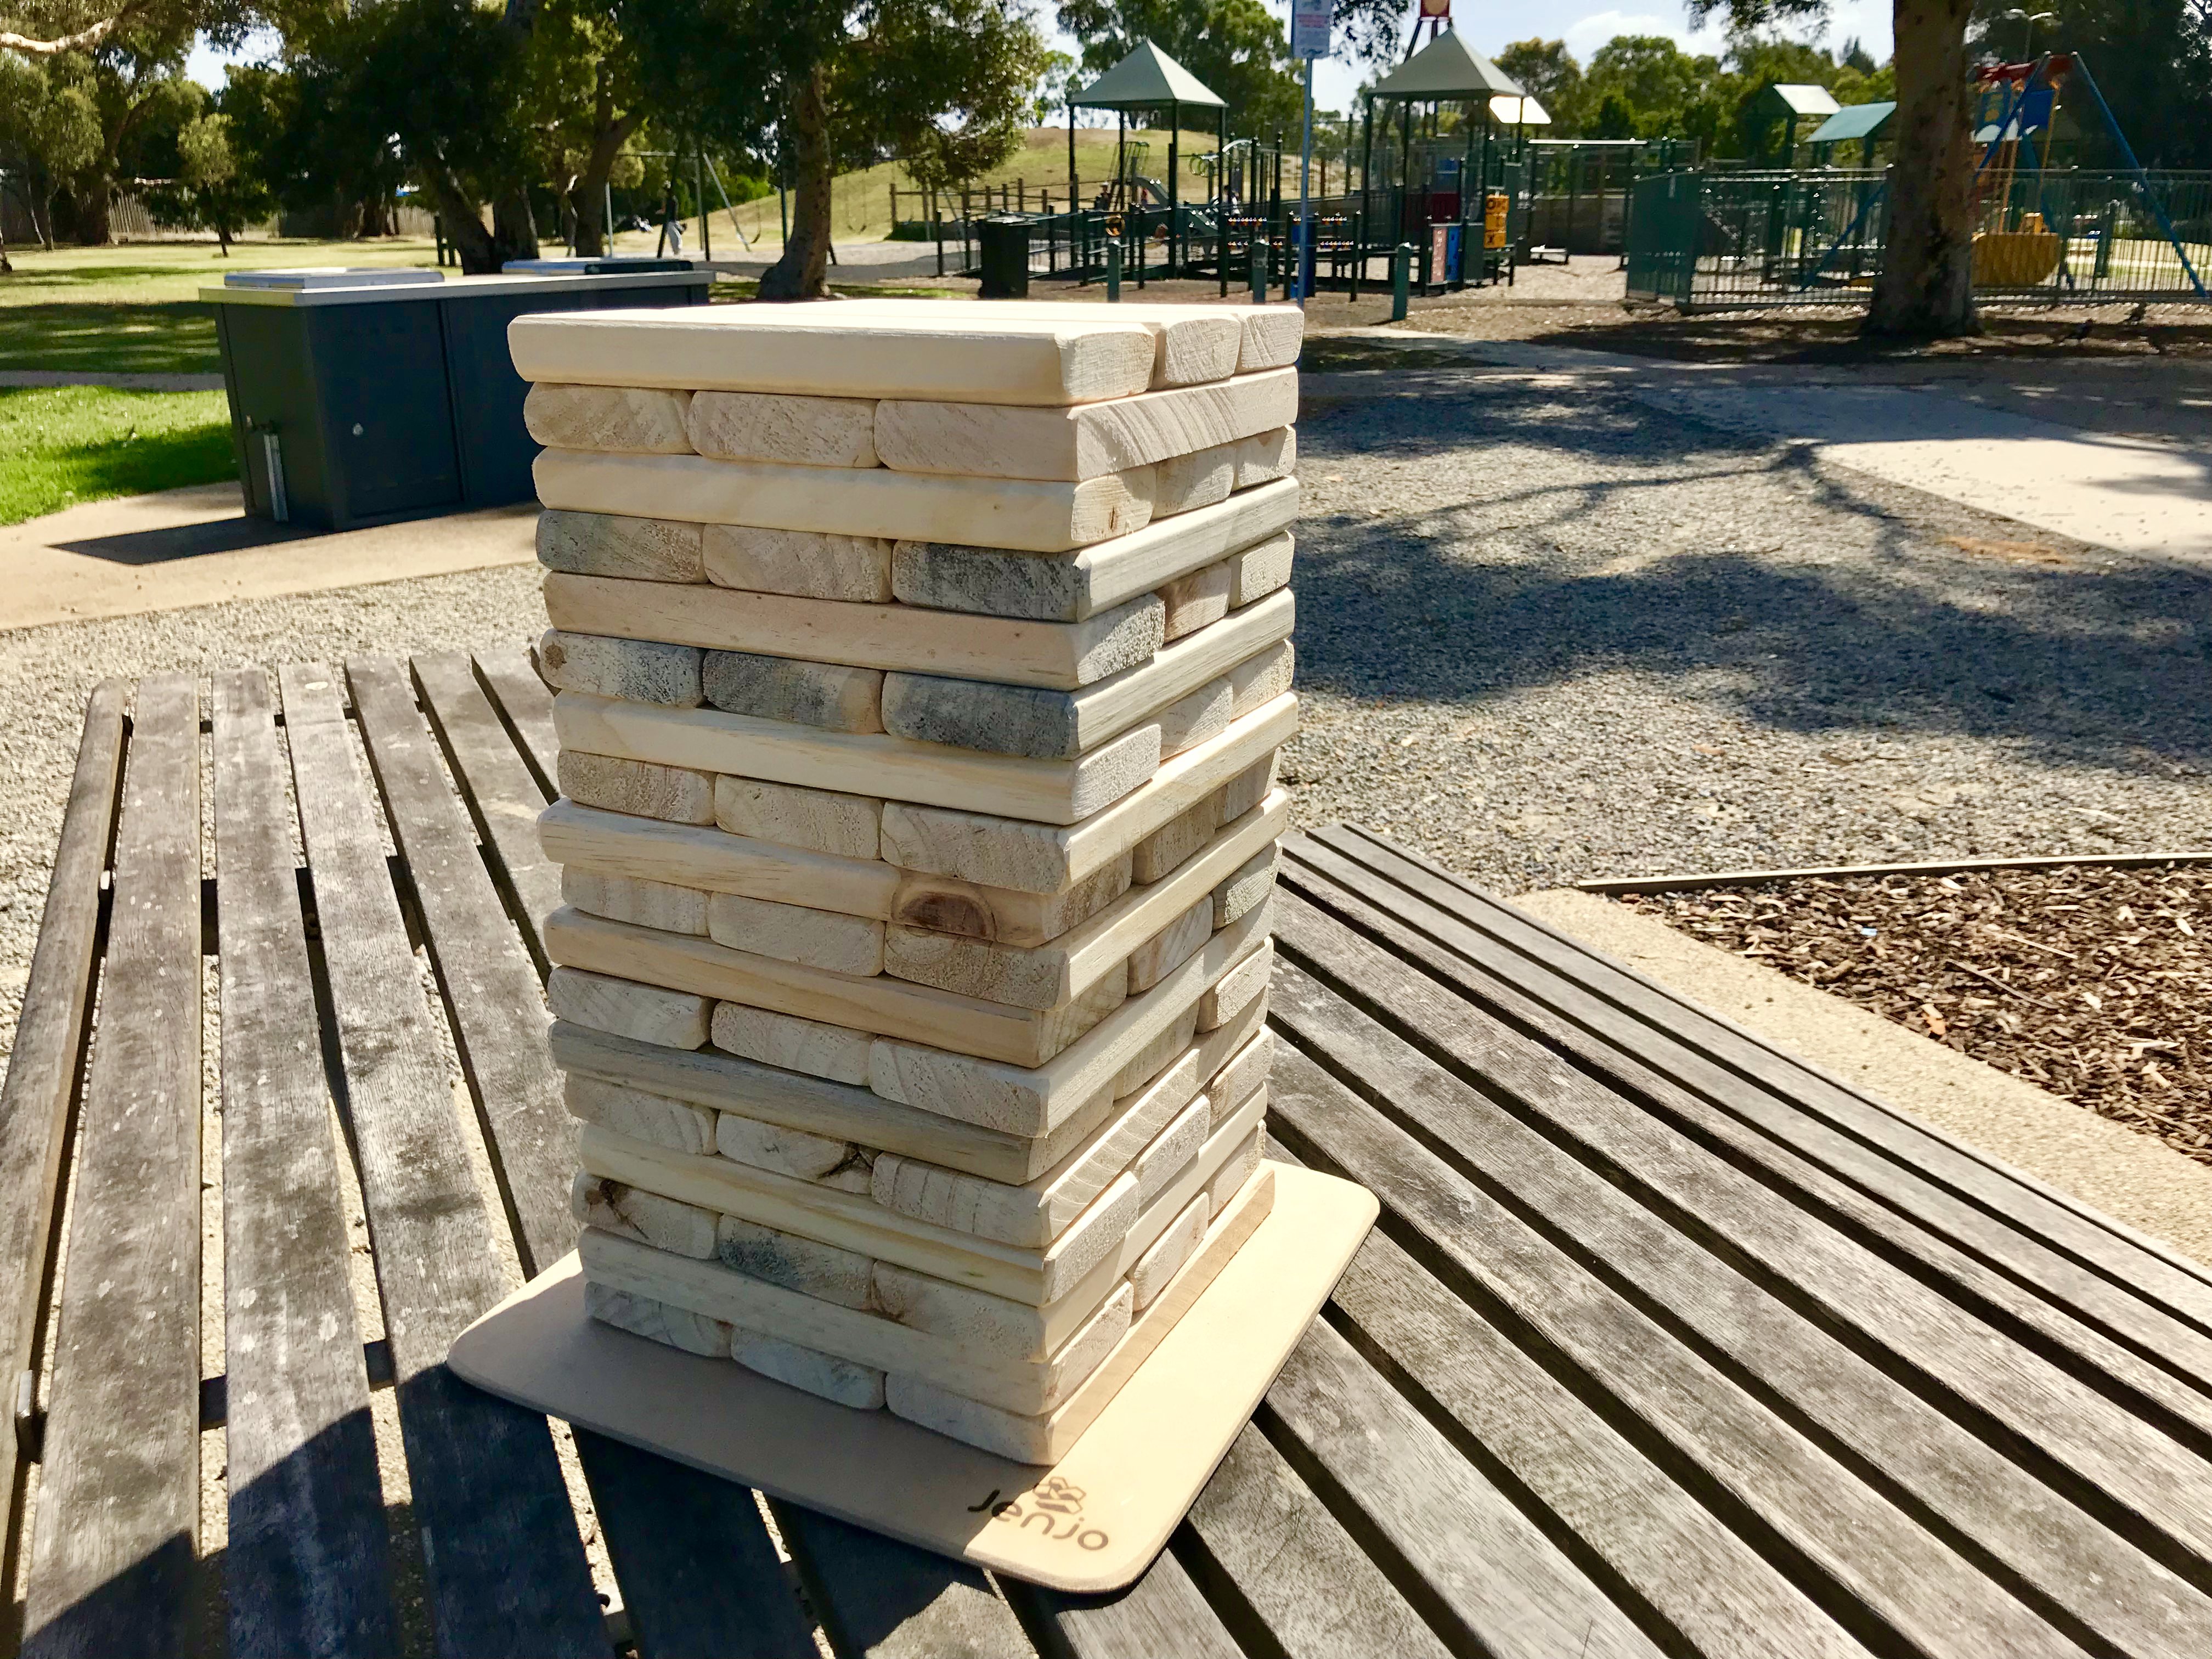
[448,1163,1375,1593]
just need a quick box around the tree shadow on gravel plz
[1293,386,2212,776]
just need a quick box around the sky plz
[186,0,1897,114]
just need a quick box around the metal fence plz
[1626,168,2212,309]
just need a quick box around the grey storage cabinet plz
[206,267,712,532]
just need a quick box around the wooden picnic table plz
[7,655,2212,1658]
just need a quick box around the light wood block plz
[1133,1096,1209,1204]
[1220,749,1277,821]
[1152,443,1235,519]
[868,1049,1198,1247]
[830,298,1242,388]
[687,391,879,467]
[716,1214,877,1309]
[703,651,884,735]
[584,1224,1138,1415]
[535,449,1156,554]
[510,307,1159,405]
[1226,639,1294,721]
[868,903,1271,1135]
[564,868,709,935]
[1211,844,1278,927]
[708,891,884,977]
[549,966,710,1048]
[1231,426,1296,488]
[714,776,881,862]
[715,1110,860,1182]
[559,751,715,826]
[889,854,1132,950]
[585,1282,733,1357]
[1115,1008,1200,1101]
[578,1125,1136,1310]
[572,1171,718,1258]
[876,694,1297,895]
[545,572,1165,692]
[1157,562,1232,643]
[1131,791,1222,885]
[541,798,901,918]
[877,588,1293,764]
[710,1003,873,1087]
[1205,1029,1272,1129]
[880,788,1286,1009]
[703,525,894,602]
[731,1328,887,1408]
[567,1075,718,1155]
[539,630,702,707]
[1189,980,1269,1088]
[1127,900,1212,994]
[835,299,1300,378]
[1225,532,1294,607]
[890,478,1296,624]
[525,384,693,453]
[1157,678,1231,759]
[539,510,704,583]
[885,1163,1276,1463]
[551,1020,1115,1184]
[548,906,1127,1069]
[873,369,1296,483]
[1127,1193,1209,1313]
[1206,1132,1265,1216]
[1199,936,1273,1032]
[556,692,1160,826]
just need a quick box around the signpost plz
[1289,0,1331,304]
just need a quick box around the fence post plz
[1250,238,1267,301]
[1391,242,1412,319]
[1106,238,1122,301]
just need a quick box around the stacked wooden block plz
[514,299,1301,1463]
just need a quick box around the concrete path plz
[0,370,225,391]
[1386,334,2212,561]
[1519,888,2212,1269]
[0,482,538,632]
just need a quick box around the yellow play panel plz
[450,1163,1375,1592]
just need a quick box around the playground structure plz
[1627,50,2211,310]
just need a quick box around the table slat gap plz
[22,674,204,1658]
[0,680,126,1517]
[275,662,607,1657]
[768,1498,1040,1658]
[1001,1536,1253,1659]
[472,647,561,799]
[210,665,399,1658]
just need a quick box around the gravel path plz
[1285,366,2212,891]
[0,564,544,1076]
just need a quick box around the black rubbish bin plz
[205,264,712,532]
[976,217,1031,300]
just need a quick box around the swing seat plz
[1974,216,2062,287]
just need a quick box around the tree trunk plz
[494,188,540,263]
[572,87,640,258]
[1866,0,1980,337]
[759,65,832,300]
[76,185,110,246]
[419,170,507,273]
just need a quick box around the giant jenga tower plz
[509,300,1305,1468]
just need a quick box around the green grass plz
[0,303,219,374]
[0,386,235,525]
[0,238,442,305]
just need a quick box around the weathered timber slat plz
[1268,898,2209,1658]
[411,652,564,945]
[212,669,397,1658]
[1302,827,2212,1389]
[768,1500,1041,1658]
[0,680,123,1514]
[277,664,607,1656]
[1178,1423,1457,1659]
[1276,854,2212,1584]
[1263,1316,1663,1658]
[473,647,562,797]
[1285,839,2212,1458]
[1315,824,2212,1331]
[22,674,203,1659]
[349,657,819,1655]
[1322,1223,1870,1659]
[1261,1010,2083,1659]
[1002,1548,1245,1659]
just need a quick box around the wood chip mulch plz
[1620,864,2212,1164]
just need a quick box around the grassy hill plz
[617,125,1200,251]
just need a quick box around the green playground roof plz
[1808,101,1896,144]
[1069,40,1226,110]
[1368,27,1525,101]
